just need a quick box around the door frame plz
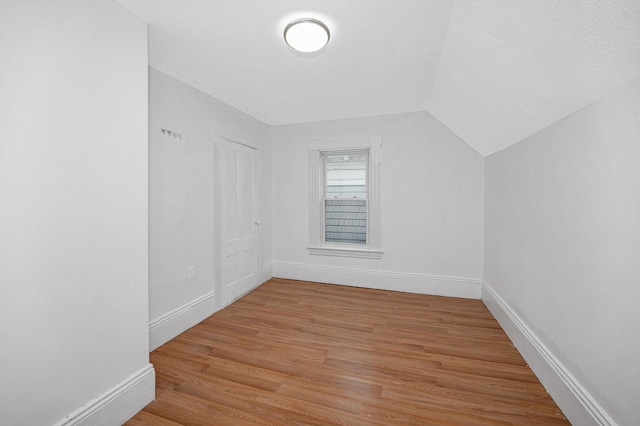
[213,129,261,310]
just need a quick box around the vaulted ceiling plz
[116,0,640,156]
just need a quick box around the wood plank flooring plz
[126,278,568,425]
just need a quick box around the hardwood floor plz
[126,278,569,425]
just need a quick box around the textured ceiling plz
[116,0,640,156]
[116,0,451,126]
[427,0,640,156]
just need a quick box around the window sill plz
[308,246,383,259]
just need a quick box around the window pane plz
[325,153,367,198]
[325,199,367,244]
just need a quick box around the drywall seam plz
[273,261,481,299]
[482,281,616,426]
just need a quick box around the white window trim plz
[308,136,382,259]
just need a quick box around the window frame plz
[308,136,382,259]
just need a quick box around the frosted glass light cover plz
[284,19,330,53]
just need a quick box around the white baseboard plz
[481,281,616,426]
[149,291,215,351]
[54,363,155,426]
[272,261,481,299]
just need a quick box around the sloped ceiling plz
[116,0,640,156]
[428,0,640,156]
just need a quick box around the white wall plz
[148,68,272,349]
[272,111,484,297]
[484,78,640,425]
[0,1,153,425]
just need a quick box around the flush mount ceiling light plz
[284,18,330,53]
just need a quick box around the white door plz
[217,137,259,306]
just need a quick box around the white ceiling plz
[116,0,640,156]
[428,0,640,156]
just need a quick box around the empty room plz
[1,1,639,425]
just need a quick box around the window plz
[308,136,382,259]
[324,151,368,244]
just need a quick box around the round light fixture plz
[284,18,330,53]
